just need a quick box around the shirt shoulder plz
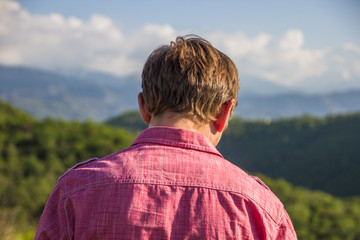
[249,175,287,226]
[210,157,286,224]
[58,157,99,181]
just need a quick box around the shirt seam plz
[60,180,71,240]
[61,179,282,226]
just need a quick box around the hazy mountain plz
[238,74,295,96]
[60,69,140,88]
[0,65,140,120]
[236,90,360,119]
[1,65,360,121]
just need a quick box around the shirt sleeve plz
[275,210,298,240]
[34,180,70,240]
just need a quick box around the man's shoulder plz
[59,157,99,181]
[56,147,132,195]
[59,145,135,180]
[217,159,286,225]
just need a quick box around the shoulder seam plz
[58,157,98,181]
[61,178,283,225]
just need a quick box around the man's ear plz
[138,93,152,124]
[214,99,235,132]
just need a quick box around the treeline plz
[219,113,360,197]
[261,174,360,239]
[1,101,360,239]
[0,101,136,239]
[106,110,360,197]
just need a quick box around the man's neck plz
[149,112,221,146]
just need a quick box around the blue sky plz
[2,0,360,93]
[17,0,360,47]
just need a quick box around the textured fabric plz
[35,127,297,240]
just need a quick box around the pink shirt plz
[35,127,297,239]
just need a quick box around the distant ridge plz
[0,65,140,120]
[1,65,360,120]
[236,90,360,119]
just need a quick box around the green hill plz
[218,113,360,197]
[106,110,147,132]
[259,174,360,240]
[0,101,136,239]
[1,101,360,239]
[107,110,360,197]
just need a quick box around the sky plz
[1,0,360,94]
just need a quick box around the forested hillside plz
[1,101,360,239]
[0,101,136,239]
[259,174,360,240]
[106,110,360,197]
[219,113,360,197]
[106,110,147,132]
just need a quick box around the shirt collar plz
[131,126,223,158]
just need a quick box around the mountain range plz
[1,65,359,121]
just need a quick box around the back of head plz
[141,35,239,123]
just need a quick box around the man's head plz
[141,35,239,125]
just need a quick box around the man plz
[35,35,297,239]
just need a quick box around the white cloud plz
[341,69,350,80]
[353,61,360,76]
[0,0,359,92]
[208,29,328,86]
[0,0,176,76]
[343,43,360,55]
[208,31,272,59]
[340,43,360,78]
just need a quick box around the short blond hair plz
[141,35,239,123]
